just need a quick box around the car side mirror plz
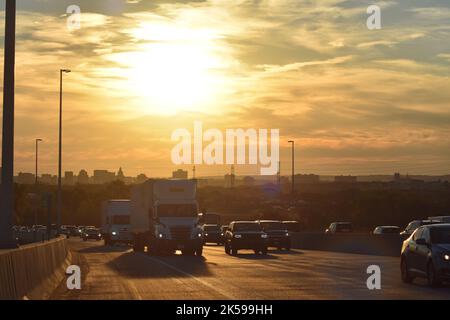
[415,238,427,246]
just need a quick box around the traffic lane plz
[52,239,450,300]
[52,238,228,300]
[203,245,450,299]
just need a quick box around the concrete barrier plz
[291,232,403,257]
[0,237,70,300]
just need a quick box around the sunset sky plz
[0,0,449,177]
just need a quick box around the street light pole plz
[0,0,17,249]
[34,139,42,227]
[288,140,295,199]
[57,69,71,234]
[35,139,42,185]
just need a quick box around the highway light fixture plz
[57,68,72,235]
[288,140,295,199]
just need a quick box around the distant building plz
[117,167,125,181]
[334,175,357,183]
[136,173,148,184]
[294,174,320,184]
[40,174,56,185]
[243,176,256,186]
[172,169,188,179]
[64,171,74,185]
[16,172,35,184]
[78,169,89,184]
[93,170,116,184]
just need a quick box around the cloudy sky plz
[0,0,449,177]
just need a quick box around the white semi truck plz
[102,199,132,245]
[130,179,204,256]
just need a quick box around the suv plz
[256,220,291,250]
[325,222,353,234]
[224,221,268,256]
[202,224,222,245]
[401,224,450,286]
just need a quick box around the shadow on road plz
[106,251,213,279]
[230,252,278,260]
[78,244,131,254]
[268,249,304,255]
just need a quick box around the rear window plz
[431,227,450,244]
[204,225,220,231]
[234,223,262,232]
[336,224,352,232]
[260,222,284,231]
[112,215,130,225]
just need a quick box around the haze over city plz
[1,0,449,177]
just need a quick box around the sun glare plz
[106,23,230,115]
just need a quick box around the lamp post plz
[35,139,42,185]
[34,139,42,227]
[57,69,71,234]
[288,140,295,199]
[0,0,17,249]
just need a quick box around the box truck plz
[102,199,132,245]
[131,179,204,256]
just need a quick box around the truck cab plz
[131,179,204,256]
[102,200,132,246]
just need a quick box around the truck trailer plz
[130,179,204,256]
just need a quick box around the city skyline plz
[1,0,449,177]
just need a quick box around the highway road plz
[51,238,450,300]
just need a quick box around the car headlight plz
[445,254,450,261]
[220,233,224,236]
[261,234,268,239]
[198,233,203,238]
[285,232,289,237]
[158,233,163,238]
[234,234,242,239]
[112,231,117,236]
[98,234,102,237]
[205,233,208,236]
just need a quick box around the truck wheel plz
[195,247,203,257]
[225,244,230,255]
[231,248,238,256]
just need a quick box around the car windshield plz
[260,222,284,231]
[157,204,197,217]
[431,227,450,244]
[382,227,400,233]
[234,223,262,232]
[336,224,352,232]
[112,215,130,225]
[204,225,220,232]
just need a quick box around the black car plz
[224,221,268,255]
[401,224,450,286]
[82,228,102,241]
[257,220,291,250]
[202,224,222,245]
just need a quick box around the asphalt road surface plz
[51,238,450,300]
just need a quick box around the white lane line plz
[145,255,237,300]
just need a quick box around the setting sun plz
[105,23,231,115]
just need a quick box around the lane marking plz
[145,255,237,300]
